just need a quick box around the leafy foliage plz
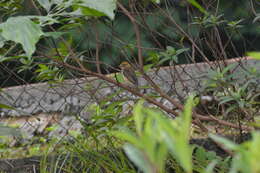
[0,0,260,172]
[202,64,260,121]
[0,0,259,86]
[113,96,194,173]
[0,17,44,57]
[147,46,189,66]
[211,132,260,173]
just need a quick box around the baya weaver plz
[119,61,139,87]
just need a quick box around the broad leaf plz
[0,17,44,58]
[78,0,117,20]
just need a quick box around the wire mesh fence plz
[0,57,259,147]
[0,4,260,170]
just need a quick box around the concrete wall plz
[0,57,258,143]
[0,57,258,118]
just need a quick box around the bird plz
[119,61,139,88]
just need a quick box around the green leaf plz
[209,134,239,151]
[157,95,194,173]
[175,96,194,172]
[157,56,171,66]
[111,129,141,148]
[0,55,24,63]
[0,35,5,48]
[155,144,168,172]
[78,0,117,20]
[253,14,260,23]
[114,73,125,83]
[143,64,153,72]
[203,160,218,173]
[187,0,207,14]
[182,95,193,137]
[210,132,260,173]
[151,0,160,3]
[176,48,189,55]
[44,32,67,39]
[27,16,59,26]
[247,52,260,60]
[0,17,44,58]
[218,96,234,105]
[124,143,153,173]
[36,0,53,12]
[0,103,14,110]
[133,100,145,136]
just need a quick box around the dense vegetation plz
[0,0,259,87]
[0,0,260,173]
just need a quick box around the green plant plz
[192,14,226,28]
[147,46,189,67]
[211,132,260,173]
[193,146,230,173]
[3,92,257,172]
[112,96,194,173]
[201,64,260,122]
[111,95,236,173]
[37,99,136,172]
[0,0,259,172]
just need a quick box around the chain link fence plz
[0,57,258,148]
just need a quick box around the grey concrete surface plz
[0,57,258,117]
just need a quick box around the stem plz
[117,2,143,71]
[94,22,102,74]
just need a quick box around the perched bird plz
[119,61,139,87]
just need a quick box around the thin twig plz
[117,2,143,71]
[94,22,102,74]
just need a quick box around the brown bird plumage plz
[119,61,138,87]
